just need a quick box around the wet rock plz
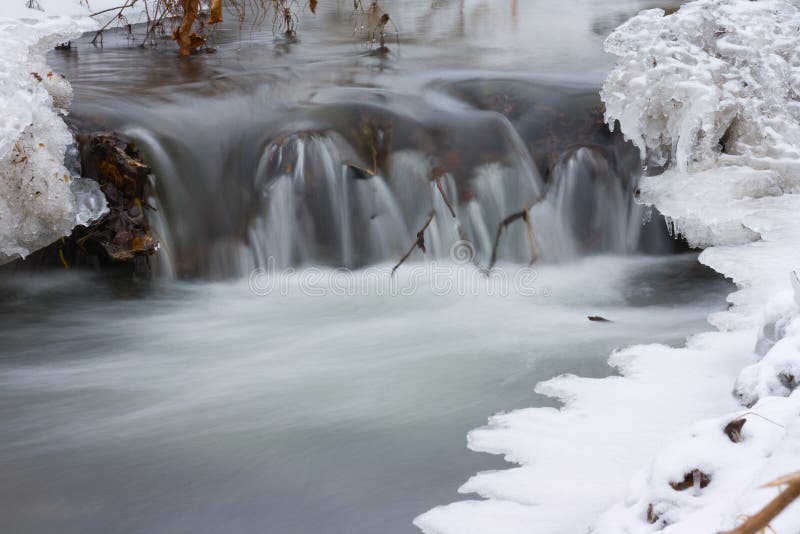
[437,78,638,181]
[4,132,158,274]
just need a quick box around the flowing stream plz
[0,1,730,533]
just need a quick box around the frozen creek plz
[0,1,779,534]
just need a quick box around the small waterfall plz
[247,134,413,269]
[540,146,668,259]
[123,101,670,278]
[244,132,551,270]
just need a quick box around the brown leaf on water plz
[309,0,318,14]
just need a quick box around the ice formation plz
[602,0,800,177]
[418,1,800,533]
[0,5,107,264]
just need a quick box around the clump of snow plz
[602,0,800,176]
[416,332,756,534]
[32,0,150,25]
[418,1,800,533]
[594,0,800,531]
[0,6,107,264]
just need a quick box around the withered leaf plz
[670,469,710,491]
[208,0,223,24]
[724,418,746,443]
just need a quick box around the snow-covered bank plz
[0,3,107,264]
[417,1,800,533]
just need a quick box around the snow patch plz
[594,0,800,531]
[0,6,107,263]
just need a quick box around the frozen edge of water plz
[417,0,800,532]
[415,206,800,534]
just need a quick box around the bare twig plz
[737,412,786,429]
[392,212,435,276]
[722,472,800,534]
[91,0,134,45]
[488,205,538,270]
[90,3,132,17]
[434,174,456,218]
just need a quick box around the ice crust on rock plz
[418,1,800,534]
[0,7,107,264]
[602,0,800,176]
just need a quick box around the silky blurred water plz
[0,256,730,534]
[0,1,710,533]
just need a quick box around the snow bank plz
[0,4,107,264]
[417,1,800,533]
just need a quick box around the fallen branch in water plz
[488,205,537,270]
[723,472,800,534]
[432,167,456,218]
[392,212,435,276]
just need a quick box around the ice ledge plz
[0,9,107,264]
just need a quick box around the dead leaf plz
[208,0,223,24]
[724,418,746,443]
[670,469,710,491]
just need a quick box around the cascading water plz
[0,4,729,534]
[541,146,667,259]
[243,129,547,271]
[130,109,668,276]
[119,78,672,278]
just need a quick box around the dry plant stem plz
[488,206,537,270]
[524,212,536,264]
[208,0,224,24]
[90,4,132,17]
[722,473,800,534]
[140,1,166,47]
[173,0,201,55]
[392,212,435,276]
[92,0,133,44]
[434,177,456,218]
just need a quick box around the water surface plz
[0,2,719,533]
[0,256,730,533]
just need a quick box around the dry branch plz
[91,0,134,45]
[392,212,435,275]
[434,175,456,218]
[488,205,537,270]
[172,0,201,55]
[208,0,223,24]
[722,472,800,534]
